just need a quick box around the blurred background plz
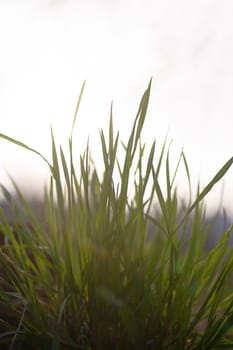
[0,0,232,217]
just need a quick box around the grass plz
[0,80,233,349]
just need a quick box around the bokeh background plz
[0,0,232,217]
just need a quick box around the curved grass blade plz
[0,133,52,171]
[177,156,233,232]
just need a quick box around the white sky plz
[0,0,232,216]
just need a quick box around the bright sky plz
[0,0,232,216]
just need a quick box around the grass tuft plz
[0,80,233,349]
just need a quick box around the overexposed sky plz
[0,0,232,215]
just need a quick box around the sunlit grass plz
[0,80,233,349]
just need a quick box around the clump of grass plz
[0,80,233,349]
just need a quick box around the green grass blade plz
[0,133,52,171]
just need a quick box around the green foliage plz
[0,80,233,349]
